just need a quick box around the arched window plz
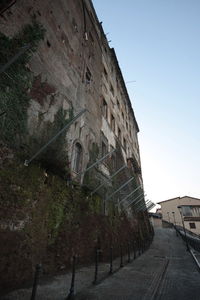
[72,142,83,173]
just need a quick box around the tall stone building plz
[0,0,143,212]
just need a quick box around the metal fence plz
[175,225,200,252]
[28,230,154,300]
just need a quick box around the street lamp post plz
[177,206,190,251]
[167,212,170,223]
[172,211,178,236]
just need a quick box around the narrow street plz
[77,227,200,300]
[3,227,200,300]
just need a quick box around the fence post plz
[93,248,99,284]
[30,264,42,300]
[142,239,144,252]
[120,245,123,268]
[138,238,141,255]
[127,242,131,263]
[66,256,76,300]
[109,247,113,275]
[133,241,136,259]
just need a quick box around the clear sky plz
[92,0,200,208]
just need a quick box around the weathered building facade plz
[158,196,200,235]
[0,1,154,292]
[0,0,143,211]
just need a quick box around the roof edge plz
[157,195,200,204]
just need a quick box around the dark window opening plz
[123,138,126,151]
[111,114,115,132]
[102,98,107,119]
[116,98,120,108]
[85,67,92,84]
[47,40,51,47]
[118,128,121,142]
[89,32,94,44]
[110,83,114,96]
[189,222,196,229]
[110,149,116,171]
[104,67,108,79]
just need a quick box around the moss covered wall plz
[0,149,150,292]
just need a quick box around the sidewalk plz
[1,249,135,300]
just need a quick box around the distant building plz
[156,208,162,216]
[149,212,162,228]
[158,196,200,235]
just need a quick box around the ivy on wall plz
[27,107,74,177]
[0,20,45,147]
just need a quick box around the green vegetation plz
[27,107,74,177]
[0,20,45,147]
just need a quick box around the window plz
[111,114,115,132]
[118,127,121,142]
[102,98,107,119]
[116,98,120,108]
[85,67,92,84]
[103,67,108,80]
[182,206,192,216]
[110,83,114,96]
[189,222,196,229]
[123,138,126,152]
[89,32,94,45]
[122,111,124,120]
[191,206,200,217]
[72,142,83,173]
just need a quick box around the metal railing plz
[25,230,155,300]
[175,225,200,252]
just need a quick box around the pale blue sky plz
[93,0,200,206]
